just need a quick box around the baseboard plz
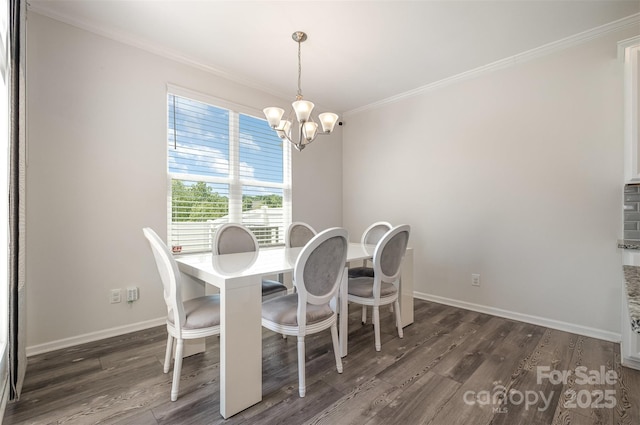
[25,293,623,356]
[0,375,7,425]
[26,317,166,357]
[622,355,640,371]
[415,291,621,343]
[0,342,8,425]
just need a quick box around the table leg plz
[399,248,414,327]
[339,266,348,357]
[219,276,262,418]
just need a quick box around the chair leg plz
[330,323,343,373]
[297,336,306,397]
[394,299,403,338]
[373,306,381,351]
[171,339,184,402]
[361,305,367,324]
[163,334,173,373]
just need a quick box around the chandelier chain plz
[297,39,302,98]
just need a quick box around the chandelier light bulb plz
[303,121,318,141]
[263,107,285,128]
[318,113,339,133]
[292,100,314,123]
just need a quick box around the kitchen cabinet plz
[621,251,640,370]
[621,36,640,182]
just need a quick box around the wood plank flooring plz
[4,299,640,425]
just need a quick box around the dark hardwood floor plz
[4,299,640,424]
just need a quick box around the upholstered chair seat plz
[347,276,398,298]
[262,294,334,326]
[261,279,290,298]
[347,266,375,278]
[167,295,221,329]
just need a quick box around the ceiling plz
[28,1,640,114]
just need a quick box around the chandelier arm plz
[278,120,303,151]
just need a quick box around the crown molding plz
[345,13,640,117]
[27,4,640,117]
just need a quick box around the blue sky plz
[167,94,284,198]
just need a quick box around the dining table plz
[175,242,414,419]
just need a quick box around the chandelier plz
[263,31,339,151]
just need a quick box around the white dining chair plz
[348,221,392,323]
[142,227,221,402]
[280,222,318,287]
[213,223,288,300]
[285,222,317,248]
[261,227,348,397]
[348,221,392,277]
[347,224,410,351]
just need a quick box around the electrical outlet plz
[471,274,480,287]
[110,289,122,304]
[127,286,139,302]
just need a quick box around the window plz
[167,87,291,253]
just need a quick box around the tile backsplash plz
[625,184,640,239]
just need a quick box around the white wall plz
[343,27,639,339]
[25,13,342,350]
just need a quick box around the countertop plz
[618,239,640,250]
[622,265,640,334]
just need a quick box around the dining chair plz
[348,221,392,278]
[347,224,410,351]
[142,227,221,402]
[213,223,288,300]
[285,222,317,247]
[281,222,318,287]
[348,221,392,324]
[261,227,348,397]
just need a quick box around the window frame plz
[166,85,292,253]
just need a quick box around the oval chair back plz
[372,224,411,294]
[213,223,259,255]
[361,221,392,245]
[213,223,287,300]
[286,222,317,248]
[348,221,392,280]
[293,227,348,330]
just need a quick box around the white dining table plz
[175,243,413,419]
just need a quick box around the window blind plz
[168,92,291,253]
